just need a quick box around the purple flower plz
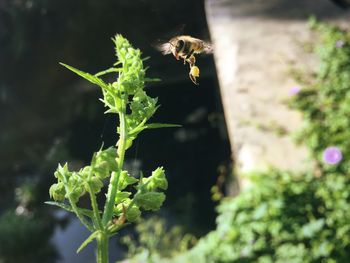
[335,40,345,48]
[323,147,343,165]
[289,86,301,96]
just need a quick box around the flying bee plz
[157,35,213,65]
[156,35,213,85]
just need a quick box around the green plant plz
[47,35,178,263]
[119,216,197,262]
[0,211,58,263]
[289,18,350,172]
[172,170,350,263]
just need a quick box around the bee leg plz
[188,55,196,67]
[186,49,195,60]
[189,71,199,85]
[178,55,187,65]
[185,51,195,66]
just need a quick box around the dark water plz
[0,0,231,262]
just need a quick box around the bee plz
[157,35,213,64]
[157,35,213,85]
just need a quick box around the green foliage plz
[0,211,57,263]
[119,216,197,263]
[48,35,176,262]
[289,18,350,172]
[171,170,350,263]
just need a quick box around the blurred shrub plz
[119,216,196,262]
[290,18,350,173]
[171,170,350,263]
[0,211,57,263]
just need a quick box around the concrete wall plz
[205,0,350,189]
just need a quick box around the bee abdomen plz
[194,41,204,53]
[182,41,192,55]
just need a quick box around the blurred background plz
[1,0,350,263]
[0,0,230,262]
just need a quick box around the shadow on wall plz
[207,0,350,20]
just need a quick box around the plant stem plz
[97,232,109,263]
[87,184,103,230]
[102,101,127,226]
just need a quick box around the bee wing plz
[153,24,185,55]
[155,42,173,55]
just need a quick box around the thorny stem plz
[102,94,127,227]
[97,232,109,263]
[87,183,103,230]
[97,93,127,263]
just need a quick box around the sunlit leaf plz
[59,63,110,91]
[144,123,181,129]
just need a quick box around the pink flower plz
[323,147,342,165]
[289,86,301,96]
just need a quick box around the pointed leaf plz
[77,230,100,253]
[144,123,181,129]
[95,67,122,77]
[45,201,74,212]
[59,63,110,91]
[45,201,96,218]
[128,118,148,136]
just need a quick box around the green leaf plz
[45,201,74,212]
[128,118,148,136]
[114,198,131,216]
[77,230,100,253]
[45,201,95,218]
[49,183,66,201]
[59,63,110,91]
[144,123,181,129]
[118,171,138,191]
[86,177,103,194]
[125,204,141,222]
[301,219,325,238]
[94,67,121,77]
[134,192,166,211]
[55,163,71,181]
[67,183,86,204]
[115,191,131,204]
[141,167,168,191]
[93,147,118,179]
